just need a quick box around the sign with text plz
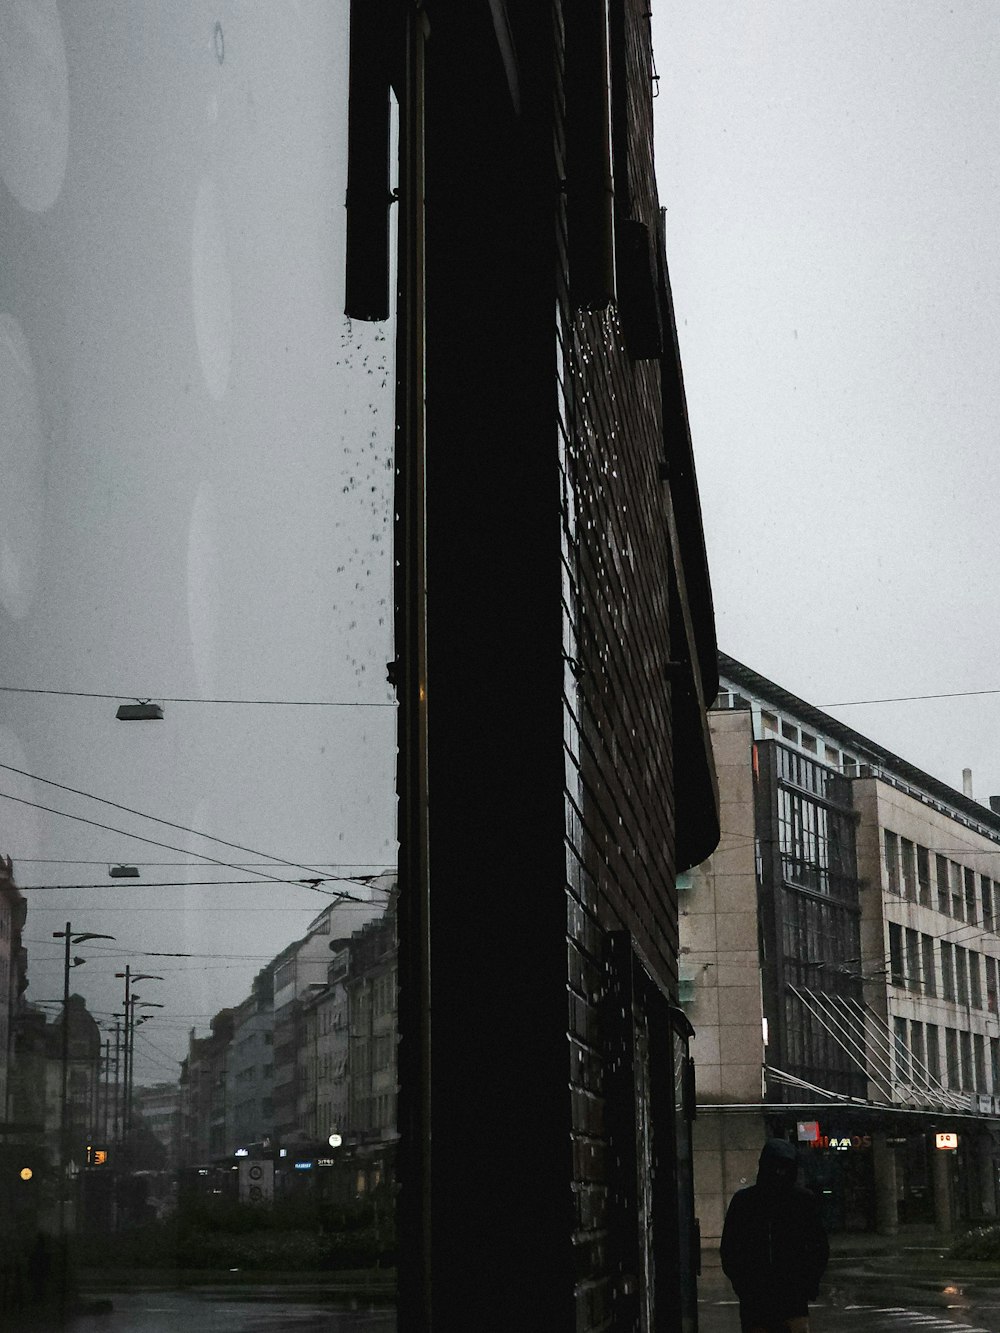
[935,1132,959,1151]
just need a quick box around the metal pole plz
[121,968,131,1145]
[113,1020,122,1147]
[127,997,137,1141]
[59,921,71,1234]
[102,1037,110,1148]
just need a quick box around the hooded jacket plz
[719,1139,829,1319]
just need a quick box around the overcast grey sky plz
[653,1,1000,805]
[0,1,397,1081]
[4,3,999,1082]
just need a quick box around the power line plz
[9,858,396,868]
[18,877,382,892]
[821,686,1000,708]
[0,759,388,891]
[0,684,396,707]
[0,788,362,898]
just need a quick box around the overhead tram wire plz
[17,876,383,892]
[0,759,392,892]
[10,858,396,868]
[0,684,396,707]
[820,686,1000,708]
[0,788,362,898]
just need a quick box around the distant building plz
[178,1008,233,1166]
[686,653,1000,1242]
[271,890,385,1143]
[345,905,397,1145]
[0,857,26,1122]
[226,967,275,1155]
[301,939,352,1144]
[132,1081,181,1171]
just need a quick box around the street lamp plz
[115,970,163,1141]
[51,925,115,1234]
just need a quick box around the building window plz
[940,942,956,1002]
[951,863,965,921]
[910,1020,926,1089]
[905,928,920,992]
[901,839,916,900]
[921,934,937,997]
[965,868,978,924]
[970,952,983,1009]
[917,845,931,906]
[927,1024,941,1087]
[975,1033,987,1091]
[893,1016,910,1085]
[960,1031,973,1090]
[888,923,905,988]
[945,1028,960,1088]
[991,1037,1000,1095]
[988,956,999,1015]
[936,855,951,915]
[884,831,900,895]
[983,877,994,932]
[956,947,969,1007]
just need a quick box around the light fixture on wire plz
[115,701,163,721]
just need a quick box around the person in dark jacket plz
[720,1138,829,1333]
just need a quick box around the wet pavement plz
[701,1259,1000,1333]
[57,1289,395,1332]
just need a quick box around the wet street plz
[701,1265,1000,1333]
[60,1288,395,1333]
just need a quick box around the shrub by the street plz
[950,1224,1000,1260]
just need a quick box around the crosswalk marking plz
[838,1303,992,1332]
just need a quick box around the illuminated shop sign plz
[805,1132,872,1152]
[935,1133,959,1151]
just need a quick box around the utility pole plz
[52,924,115,1235]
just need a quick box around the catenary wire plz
[0,788,363,898]
[0,759,392,890]
[0,684,395,706]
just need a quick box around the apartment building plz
[686,652,1000,1243]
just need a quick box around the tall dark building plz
[366,4,721,1328]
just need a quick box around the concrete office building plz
[686,653,1000,1243]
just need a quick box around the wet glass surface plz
[0,2,398,1322]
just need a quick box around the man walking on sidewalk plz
[720,1138,829,1333]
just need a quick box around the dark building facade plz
[374,4,720,1329]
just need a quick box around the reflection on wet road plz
[63,1289,395,1333]
[700,1270,1000,1333]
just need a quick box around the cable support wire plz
[765,1065,877,1106]
[0,759,394,892]
[787,985,894,1103]
[845,994,969,1112]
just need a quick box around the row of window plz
[893,1016,997,1096]
[884,829,1000,927]
[887,922,999,1010]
